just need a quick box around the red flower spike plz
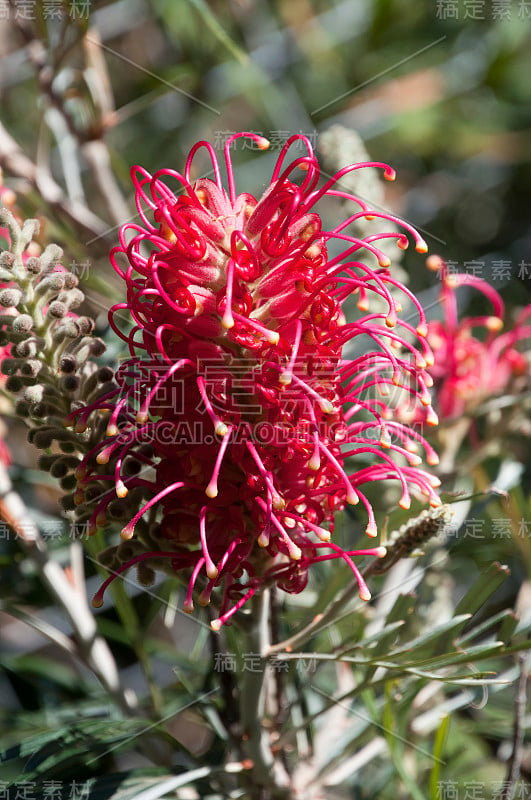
[80,133,441,628]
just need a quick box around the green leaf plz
[454,562,510,618]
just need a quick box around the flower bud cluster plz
[0,206,134,529]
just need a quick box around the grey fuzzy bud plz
[5,375,23,392]
[76,317,94,335]
[21,360,42,377]
[60,288,84,308]
[15,399,30,417]
[48,301,68,318]
[60,473,77,491]
[59,442,77,453]
[137,564,155,586]
[53,319,80,341]
[60,493,76,511]
[40,244,62,272]
[90,338,106,357]
[24,385,44,404]
[60,356,77,373]
[39,454,62,472]
[97,366,114,383]
[12,315,33,334]
[0,252,15,270]
[25,257,42,275]
[60,374,80,393]
[63,273,79,289]
[15,340,38,358]
[1,358,19,376]
[36,274,66,294]
[49,459,69,478]
[107,499,127,519]
[0,289,23,308]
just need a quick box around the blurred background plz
[0,0,530,796]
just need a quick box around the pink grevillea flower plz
[75,133,441,629]
[425,256,531,419]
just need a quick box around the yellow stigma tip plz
[379,257,391,268]
[376,546,387,557]
[486,316,503,332]
[211,619,222,632]
[426,254,444,271]
[257,137,270,150]
[96,452,109,465]
[290,546,302,561]
[206,566,219,580]
[399,497,411,510]
[121,527,134,541]
[116,482,128,499]
[215,422,228,437]
[205,484,218,499]
[359,587,371,601]
[416,241,428,254]
[279,372,292,386]
[92,596,104,609]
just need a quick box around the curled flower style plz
[425,256,531,419]
[74,133,441,629]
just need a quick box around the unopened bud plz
[60,473,77,491]
[60,374,80,393]
[12,314,33,334]
[1,358,19,376]
[15,340,38,357]
[53,319,80,340]
[5,375,23,392]
[59,288,84,309]
[0,252,15,269]
[48,301,68,318]
[60,355,77,373]
[40,244,62,272]
[90,338,105,357]
[24,385,44,404]
[63,273,79,290]
[0,288,23,308]
[21,359,42,377]
[97,366,114,383]
[24,256,42,275]
[76,317,94,335]
[36,274,65,294]
[15,399,30,417]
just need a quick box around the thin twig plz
[0,120,111,243]
[500,654,528,800]
[0,461,137,715]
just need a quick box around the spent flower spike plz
[75,133,441,629]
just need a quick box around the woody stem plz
[238,589,290,799]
